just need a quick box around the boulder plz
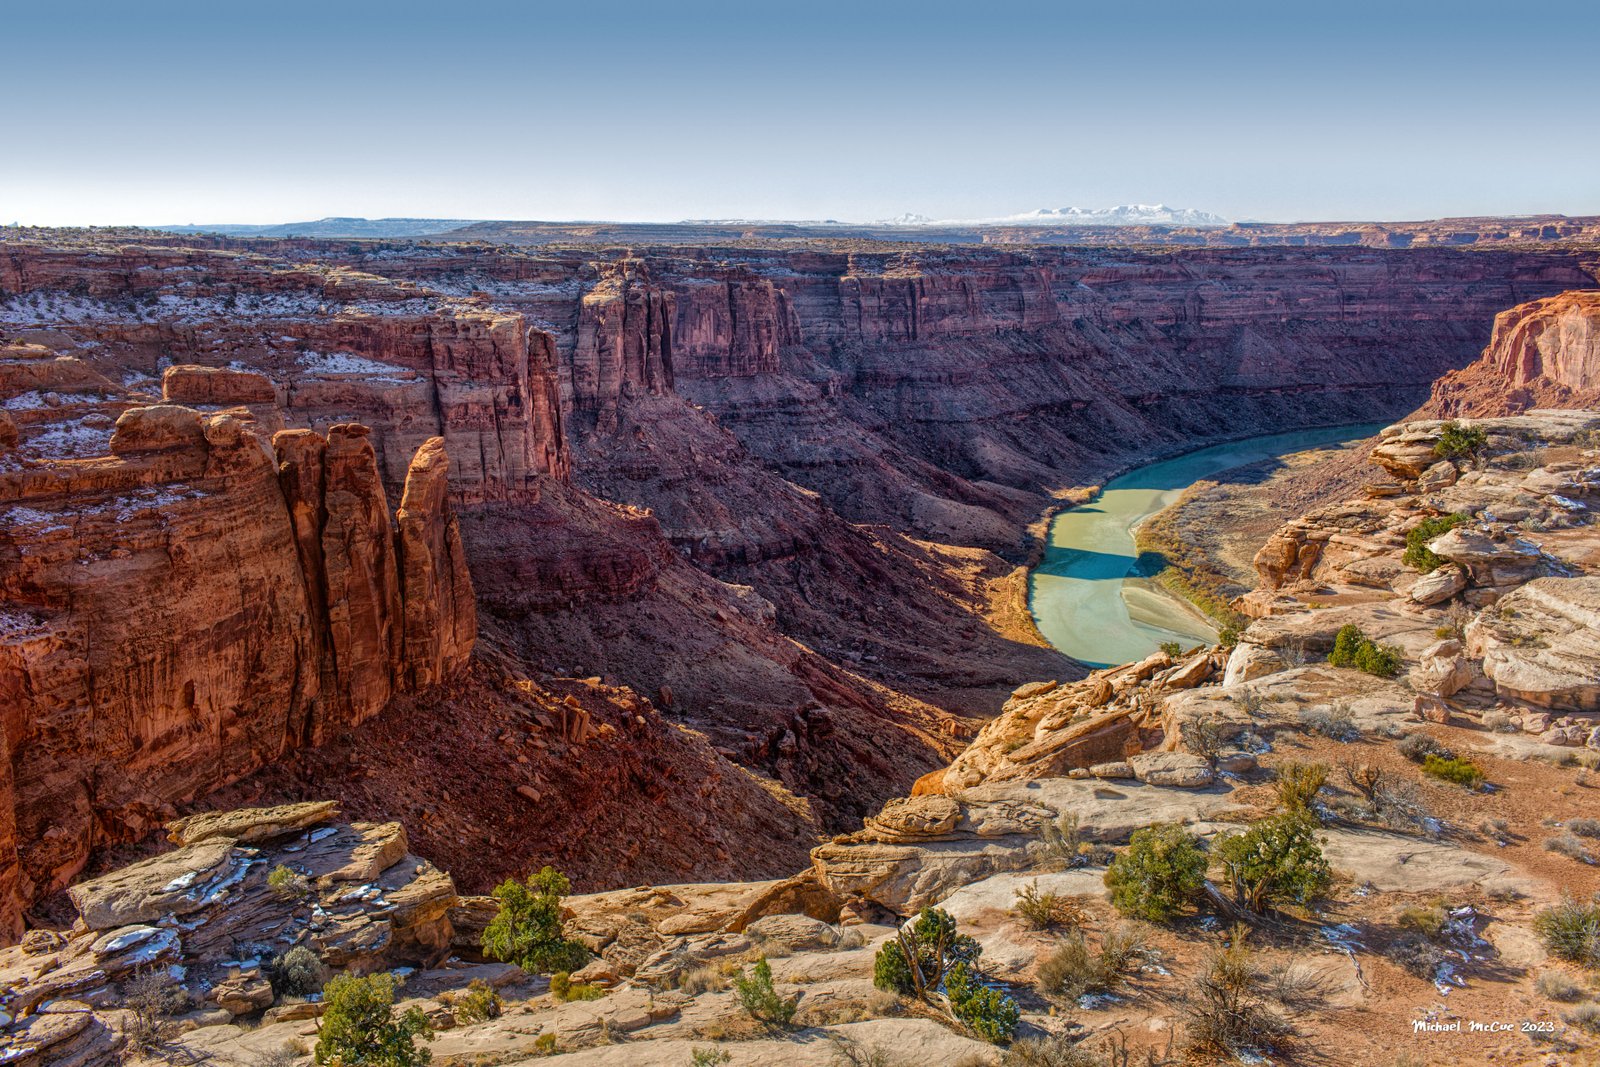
[210,972,274,1016]
[1370,433,1440,479]
[1417,460,1460,491]
[1408,564,1467,606]
[1128,752,1215,789]
[1411,639,1473,697]
[1222,642,1281,686]
[1466,577,1600,712]
[862,796,961,841]
[743,913,840,952]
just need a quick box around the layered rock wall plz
[0,403,474,939]
[1425,289,1600,416]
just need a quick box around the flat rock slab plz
[1319,828,1538,895]
[167,801,340,846]
[935,870,1108,924]
[534,1018,1001,1065]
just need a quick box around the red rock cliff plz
[1424,289,1600,416]
[0,395,475,939]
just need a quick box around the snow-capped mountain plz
[879,204,1229,227]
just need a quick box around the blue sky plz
[4,0,1597,225]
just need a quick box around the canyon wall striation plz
[0,338,475,937]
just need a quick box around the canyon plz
[2,230,1598,943]
[5,336,1600,1064]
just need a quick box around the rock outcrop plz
[0,396,475,938]
[0,803,455,1065]
[1425,289,1600,417]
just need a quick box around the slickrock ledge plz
[0,803,455,1066]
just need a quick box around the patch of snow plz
[296,350,417,381]
[876,203,1230,228]
[161,871,201,894]
[98,925,162,955]
[23,418,114,458]
[0,609,47,637]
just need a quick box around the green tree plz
[1214,814,1331,914]
[1103,823,1207,922]
[945,962,1020,1044]
[1402,512,1470,572]
[481,866,589,974]
[873,906,980,998]
[1433,421,1487,462]
[1327,624,1401,678]
[314,973,432,1067]
[731,956,797,1026]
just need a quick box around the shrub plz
[1263,960,1335,1010]
[1327,624,1402,677]
[1569,818,1600,839]
[1481,709,1516,733]
[1179,714,1229,772]
[267,945,326,996]
[1103,823,1207,922]
[268,863,311,901]
[1403,513,1470,572]
[1565,1003,1600,1034]
[1217,625,1240,648]
[1001,1034,1103,1066]
[1535,899,1600,967]
[1214,814,1331,914]
[550,970,604,1002]
[1433,422,1487,461]
[1034,812,1085,871]
[677,963,731,995]
[945,962,1020,1044]
[1536,971,1586,1002]
[1035,925,1148,1004]
[1273,761,1329,820]
[481,866,590,975]
[1397,732,1453,764]
[873,907,979,998]
[1388,933,1447,980]
[452,979,502,1023]
[1396,904,1447,939]
[315,972,433,1067]
[1422,754,1484,789]
[1183,928,1291,1057]
[1013,881,1087,931]
[124,965,188,1052]
[1544,833,1596,865]
[1159,641,1184,659]
[691,1048,733,1067]
[1339,758,1384,803]
[1299,703,1359,741]
[732,956,796,1026]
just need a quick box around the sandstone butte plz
[1,228,1599,972]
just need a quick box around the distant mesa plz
[158,216,479,238]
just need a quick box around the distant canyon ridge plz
[0,222,1597,937]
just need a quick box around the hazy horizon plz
[6,0,1598,227]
